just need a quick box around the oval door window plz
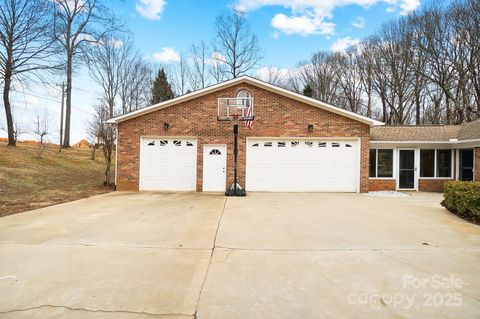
[209,149,221,155]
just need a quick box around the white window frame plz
[419,149,454,179]
[369,148,394,179]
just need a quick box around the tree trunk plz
[63,53,73,148]
[415,95,421,125]
[3,71,15,146]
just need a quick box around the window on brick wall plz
[370,149,393,178]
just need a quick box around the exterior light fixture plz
[164,122,170,130]
[308,124,314,132]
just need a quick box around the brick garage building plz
[107,76,480,193]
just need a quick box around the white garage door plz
[246,139,359,192]
[140,138,197,191]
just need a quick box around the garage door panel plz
[246,138,359,192]
[140,138,197,191]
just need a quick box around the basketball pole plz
[226,118,245,196]
[233,123,238,195]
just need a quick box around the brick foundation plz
[418,179,453,192]
[369,179,396,191]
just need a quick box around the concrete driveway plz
[0,192,479,318]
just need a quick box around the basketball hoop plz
[231,113,240,124]
[217,95,254,197]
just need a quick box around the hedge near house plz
[443,181,480,224]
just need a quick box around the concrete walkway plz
[0,192,479,318]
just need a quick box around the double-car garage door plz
[139,137,359,192]
[246,139,359,192]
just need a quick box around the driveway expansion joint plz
[193,196,228,319]
[0,304,194,317]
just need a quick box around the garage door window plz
[370,149,393,178]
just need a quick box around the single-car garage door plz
[246,139,359,192]
[140,137,197,191]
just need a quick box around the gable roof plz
[370,119,480,142]
[106,76,382,126]
[458,118,480,140]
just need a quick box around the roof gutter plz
[370,139,480,145]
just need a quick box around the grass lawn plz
[0,141,112,217]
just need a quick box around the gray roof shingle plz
[370,120,480,142]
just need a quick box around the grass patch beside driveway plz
[0,141,111,217]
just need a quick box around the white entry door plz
[203,145,227,192]
[246,139,359,192]
[140,137,197,191]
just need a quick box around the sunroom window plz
[420,150,435,177]
[420,149,452,178]
[370,149,393,178]
[437,150,452,177]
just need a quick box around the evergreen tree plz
[303,84,313,98]
[151,68,174,104]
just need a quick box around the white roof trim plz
[106,76,382,126]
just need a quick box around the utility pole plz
[58,82,65,152]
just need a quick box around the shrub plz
[443,181,480,224]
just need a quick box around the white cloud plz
[235,0,422,35]
[386,7,396,13]
[351,16,365,28]
[399,0,420,15]
[136,0,166,20]
[153,47,180,63]
[330,37,360,52]
[271,13,335,36]
[206,51,226,65]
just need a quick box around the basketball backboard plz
[217,97,254,121]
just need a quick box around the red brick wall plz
[369,179,396,191]
[418,179,452,192]
[116,83,371,192]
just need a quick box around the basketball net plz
[231,113,240,124]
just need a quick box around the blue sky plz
[3,0,439,143]
[111,0,424,68]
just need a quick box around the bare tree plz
[189,41,209,90]
[209,51,226,84]
[299,52,339,103]
[119,56,152,113]
[32,110,49,159]
[257,66,286,87]
[88,104,114,186]
[88,34,127,118]
[214,9,262,78]
[331,50,364,114]
[170,53,189,95]
[53,0,118,148]
[0,0,54,146]
[356,42,375,117]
